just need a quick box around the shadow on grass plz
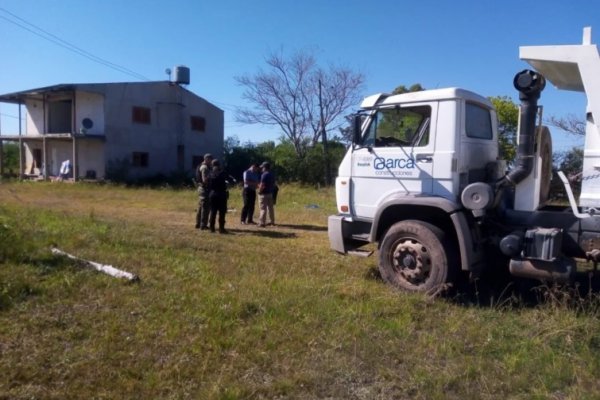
[31,254,73,274]
[0,282,39,311]
[364,265,600,311]
[452,269,600,310]
[274,223,327,232]
[0,254,72,311]
[219,228,297,239]
[365,266,383,282]
[206,223,324,233]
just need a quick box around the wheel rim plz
[390,237,431,286]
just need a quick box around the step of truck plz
[351,233,370,241]
[347,249,374,257]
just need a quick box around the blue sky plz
[1,0,599,151]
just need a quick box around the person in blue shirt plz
[240,163,260,225]
[258,161,276,227]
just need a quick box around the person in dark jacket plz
[207,159,229,233]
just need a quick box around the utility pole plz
[319,78,332,185]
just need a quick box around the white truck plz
[328,28,600,292]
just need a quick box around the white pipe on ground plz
[51,247,139,282]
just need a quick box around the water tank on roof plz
[173,65,190,85]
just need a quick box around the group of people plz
[195,153,230,233]
[240,161,277,227]
[195,154,277,233]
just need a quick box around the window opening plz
[362,105,431,147]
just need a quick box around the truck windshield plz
[361,105,431,148]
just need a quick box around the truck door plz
[351,104,436,219]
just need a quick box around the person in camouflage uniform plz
[195,153,213,230]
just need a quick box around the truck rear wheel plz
[378,220,453,293]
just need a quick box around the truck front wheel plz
[378,220,453,293]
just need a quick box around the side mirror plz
[352,114,362,144]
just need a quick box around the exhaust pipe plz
[499,69,546,187]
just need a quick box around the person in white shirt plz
[58,159,72,181]
[241,163,260,225]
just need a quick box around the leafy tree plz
[235,49,364,163]
[392,83,425,95]
[223,135,241,155]
[223,144,261,183]
[489,96,518,162]
[546,114,585,196]
[266,140,346,184]
[551,147,584,198]
[222,137,347,185]
[1,143,19,176]
[557,147,584,179]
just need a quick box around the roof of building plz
[0,81,214,106]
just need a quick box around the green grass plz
[1,181,600,399]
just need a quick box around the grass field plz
[2,181,600,399]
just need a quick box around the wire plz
[0,7,151,81]
[224,123,247,128]
[0,112,23,120]
[210,100,239,111]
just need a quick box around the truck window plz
[362,105,431,147]
[466,103,493,139]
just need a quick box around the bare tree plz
[547,114,585,186]
[308,68,365,144]
[235,50,364,163]
[311,68,364,183]
[547,114,585,136]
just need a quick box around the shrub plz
[0,214,26,263]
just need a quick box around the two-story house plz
[0,73,223,181]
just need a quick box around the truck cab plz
[338,88,498,217]
[329,89,501,291]
[329,27,600,293]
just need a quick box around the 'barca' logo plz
[374,157,415,170]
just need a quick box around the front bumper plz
[328,214,372,254]
[328,215,349,253]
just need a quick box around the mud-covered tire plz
[378,220,453,292]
